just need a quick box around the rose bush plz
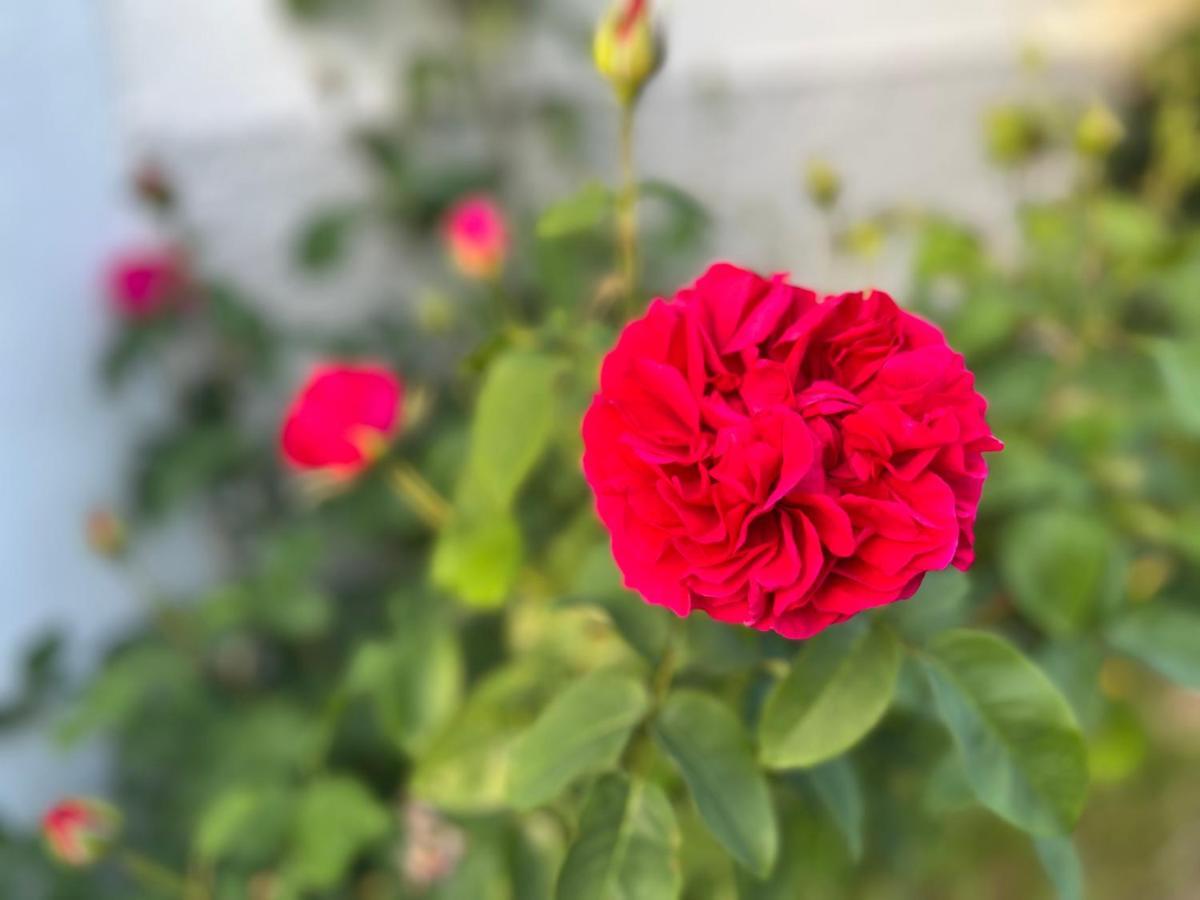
[584,263,1000,637]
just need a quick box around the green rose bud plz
[593,0,662,106]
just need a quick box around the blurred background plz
[4,0,1200,897]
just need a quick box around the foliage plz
[6,4,1200,900]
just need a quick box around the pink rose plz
[442,195,509,280]
[582,263,1001,639]
[104,247,188,320]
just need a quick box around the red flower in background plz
[105,247,188,320]
[280,363,404,479]
[42,798,120,867]
[582,263,1001,639]
[442,195,509,280]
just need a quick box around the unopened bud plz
[593,0,662,106]
[1075,102,1124,159]
[804,159,842,210]
[132,161,175,212]
[442,195,509,281]
[86,509,127,560]
[42,798,121,868]
[984,104,1047,168]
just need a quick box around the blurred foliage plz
[6,4,1200,900]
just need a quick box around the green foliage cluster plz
[6,4,1200,899]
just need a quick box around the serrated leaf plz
[554,773,681,900]
[1106,603,1200,688]
[509,670,649,810]
[759,620,901,769]
[653,691,778,877]
[921,629,1088,835]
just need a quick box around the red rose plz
[104,247,188,320]
[582,263,1001,639]
[42,798,120,867]
[280,363,404,478]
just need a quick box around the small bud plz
[442,195,509,281]
[1075,102,1124,159]
[86,509,127,560]
[804,159,842,210]
[399,802,465,891]
[42,798,121,868]
[984,104,1047,168]
[842,220,885,260]
[593,0,662,106]
[132,161,174,212]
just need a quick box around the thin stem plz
[387,462,453,529]
[616,101,640,315]
[119,848,188,896]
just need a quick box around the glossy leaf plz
[554,773,681,900]
[653,690,778,877]
[509,670,649,810]
[1034,836,1085,900]
[921,629,1088,835]
[759,620,901,769]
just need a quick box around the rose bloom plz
[42,798,120,867]
[442,195,508,280]
[582,263,1001,639]
[104,247,188,320]
[280,363,404,479]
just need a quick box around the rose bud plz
[132,161,175,212]
[442,195,509,281]
[42,798,121,867]
[400,802,465,891]
[280,363,404,480]
[104,247,188,321]
[582,263,1002,639]
[1075,101,1124,159]
[85,508,127,559]
[593,0,663,106]
[804,159,842,211]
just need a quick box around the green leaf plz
[537,182,613,239]
[807,758,864,861]
[431,511,522,608]
[889,569,971,642]
[1034,835,1085,900]
[195,784,294,866]
[285,777,390,891]
[759,620,901,769]
[1151,339,1200,436]
[1106,603,1200,688]
[463,351,560,510]
[920,629,1088,835]
[345,606,463,754]
[412,662,554,814]
[295,208,357,271]
[1000,510,1118,636]
[554,773,681,900]
[652,690,778,877]
[510,670,649,810]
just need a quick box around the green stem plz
[387,461,452,529]
[119,848,188,897]
[616,100,640,316]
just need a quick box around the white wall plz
[0,1,139,821]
